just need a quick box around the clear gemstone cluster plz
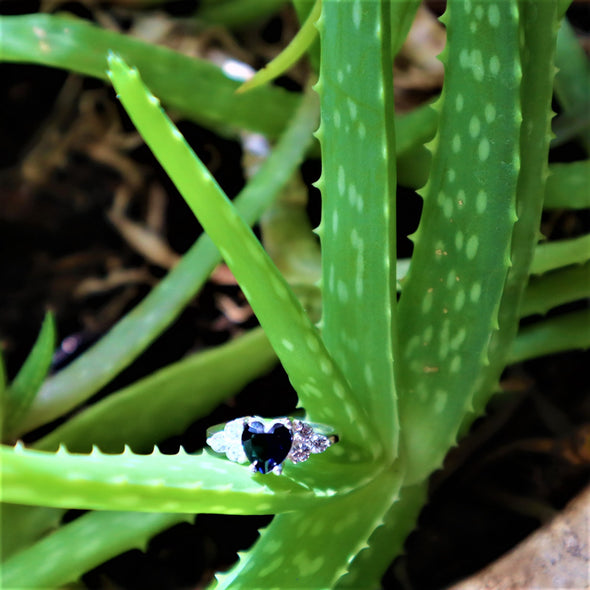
[289,420,332,464]
[206,416,334,475]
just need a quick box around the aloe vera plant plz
[1,1,589,588]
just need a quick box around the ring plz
[206,416,338,475]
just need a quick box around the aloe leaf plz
[397,0,522,484]
[316,0,398,455]
[0,14,299,138]
[198,0,285,27]
[335,481,428,589]
[109,56,369,458]
[543,161,590,210]
[0,444,327,513]
[107,54,373,455]
[465,0,561,422]
[213,469,402,589]
[0,12,436,169]
[520,263,590,318]
[552,111,590,150]
[1,503,63,562]
[1,510,191,590]
[554,17,590,154]
[530,234,590,275]
[34,328,276,453]
[398,257,588,323]
[237,0,321,94]
[390,1,422,56]
[6,330,275,564]
[2,312,56,440]
[293,0,321,72]
[558,0,573,17]
[19,79,319,437]
[396,102,438,157]
[509,309,590,364]
[259,175,321,307]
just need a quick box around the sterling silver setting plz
[206,416,337,475]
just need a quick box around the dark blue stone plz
[241,422,292,474]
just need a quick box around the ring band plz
[206,416,337,475]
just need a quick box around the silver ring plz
[206,416,338,475]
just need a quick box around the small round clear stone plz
[309,434,331,454]
[226,444,248,463]
[289,447,311,463]
[225,418,245,439]
[207,432,230,453]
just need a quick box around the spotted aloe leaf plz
[0,61,323,580]
[335,481,428,589]
[213,468,402,589]
[1,329,275,564]
[0,1,578,588]
[466,0,561,423]
[211,2,409,586]
[316,0,407,457]
[342,3,563,582]
[1,510,193,589]
[106,53,373,456]
[0,444,327,514]
[397,0,522,484]
[19,85,319,437]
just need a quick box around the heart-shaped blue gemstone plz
[241,421,292,474]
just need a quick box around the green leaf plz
[237,0,321,94]
[106,53,373,457]
[543,161,590,210]
[554,17,590,154]
[390,0,422,57]
[293,0,321,72]
[336,482,428,589]
[509,309,590,364]
[2,312,56,440]
[34,328,276,453]
[317,0,398,456]
[0,14,299,139]
[520,263,590,318]
[198,0,285,27]
[530,234,590,275]
[0,444,326,513]
[397,0,522,484]
[1,510,191,589]
[1,503,63,562]
[467,0,561,421]
[395,102,438,158]
[214,469,402,589]
[259,175,322,303]
[19,76,319,437]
